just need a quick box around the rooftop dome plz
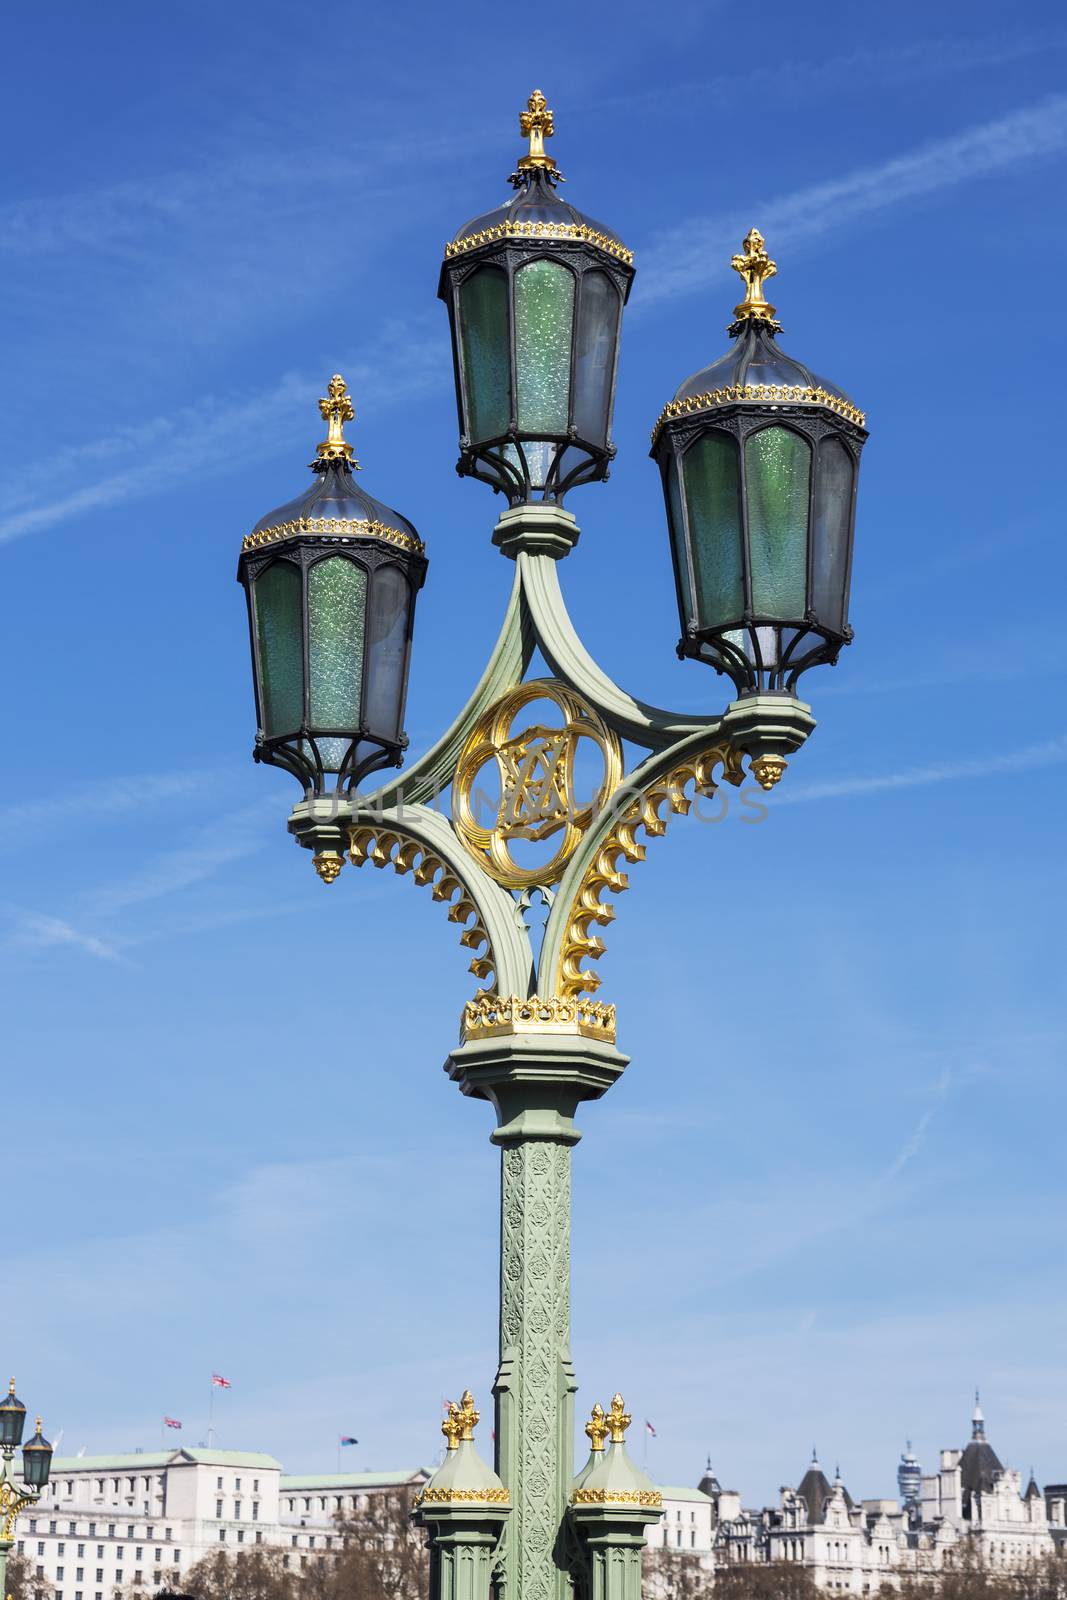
[960,1394,1003,1499]
[444,90,633,268]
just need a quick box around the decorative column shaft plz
[447,1029,628,1600]
[495,1125,577,1600]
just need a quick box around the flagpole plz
[208,1380,215,1448]
[336,1438,340,1474]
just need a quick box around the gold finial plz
[7,1380,13,1396]
[518,89,557,173]
[585,1403,609,1453]
[317,374,357,464]
[606,1393,631,1444]
[442,1390,480,1450]
[730,228,779,327]
[312,850,344,885]
[34,1417,42,1433]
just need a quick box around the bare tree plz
[182,1547,298,1600]
[4,1552,55,1600]
[301,1488,429,1600]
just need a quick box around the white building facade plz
[14,1449,429,1600]
[708,1402,1061,1592]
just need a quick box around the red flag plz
[163,1417,182,1429]
[645,1420,657,1437]
[212,1374,232,1389]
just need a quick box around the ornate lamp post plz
[0,1380,54,1598]
[238,92,868,1600]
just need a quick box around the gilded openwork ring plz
[452,680,623,890]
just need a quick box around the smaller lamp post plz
[0,1380,54,1598]
[237,375,428,817]
[651,228,868,695]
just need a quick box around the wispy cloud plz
[0,322,444,545]
[777,735,1067,806]
[637,95,1067,305]
[881,1071,954,1185]
[0,770,218,839]
[8,911,123,963]
[88,799,277,916]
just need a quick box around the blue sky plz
[1,0,1065,1508]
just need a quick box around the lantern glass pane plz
[683,433,744,627]
[744,426,810,619]
[812,436,854,633]
[254,562,303,738]
[458,266,510,442]
[515,260,574,434]
[307,557,367,771]
[365,565,410,742]
[573,270,619,446]
[666,462,693,622]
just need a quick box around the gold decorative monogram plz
[454,681,622,891]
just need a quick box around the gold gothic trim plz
[453,680,624,892]
[461,994,616,1044]
[445,222,633,267]
[0,1479,36,1540]
[347,827,497,988]
[731,227,778,327]
[415,1487,512,1506]
[557,743,746,999]
[242,517,425,556]
[442,1391,479,1449]
[518,88,557,174]
[317,373,357,463]
[571,1488,664,1508]
[650,383,866,447]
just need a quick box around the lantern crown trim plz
[316,373,357,466]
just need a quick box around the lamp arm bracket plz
[517,551,721,751]
[538,727,748,999]
[367,565,533,810]
[344,800,535,1000]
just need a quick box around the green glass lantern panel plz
[254,561,303,738]
[458,266,510,442]
[308,557,367,771]
[364,565,410,742]
[666,461,693,622]
[515,259,575,434]
[573,270,619,446]
[744,426,810,619]
[683,432,744,628]
[812,437,854,633]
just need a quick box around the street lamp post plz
[0,1381,54,1599]
[238,92,868,1600]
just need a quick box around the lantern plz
[238,376,427,795]
[0,1379,25,1449]
[439,90,634,505]
[21,1418,53,1488]
[651,230,868,693]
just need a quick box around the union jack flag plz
[163,1417,182,1429]
[212,1374,232,1389]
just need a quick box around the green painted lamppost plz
[238,91,868,1600]
[0,1380,54,1597]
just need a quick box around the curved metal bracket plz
[344,801,533,999]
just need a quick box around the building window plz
[253,1480,259,1493]
[217,1478,223,1491]
[69,1525,77,1536]
[252,1503,259,1521]
[116,1549,123,1560]
[37,1544,45,1557]
[173,1552,180,1563]
[50,1522,57,1534]
[127,1528,133,1539]
[58,1570,65,1581]
[216,1502,223,1519]
[254,1534,262,1546]
[96,1572,103,1583]
[29,1521,37,1534]
[146,1528,153,1539]
[36,1567,44,1580]
[153,1574,161,1585]
[154,1550,161,1562]
[291,1537,298,1548]
[77,1547,85,1558]
[237,1533,244,1545]
[134,1573,142,1584]
[96,1482,104,1495]
[107,1526,114,1538]
[112,1481,119,1494]
[235,1479,241,1491]
[219,1532,226,1544]
[96,1547,103,1559]
[116,1574,122,1585]
[135,1550,142,1562]
[76,1570,84,1582]
[234,1502,242,1519]
[165,1529,172,1541]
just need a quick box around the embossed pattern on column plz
[498,1137,574,1600]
